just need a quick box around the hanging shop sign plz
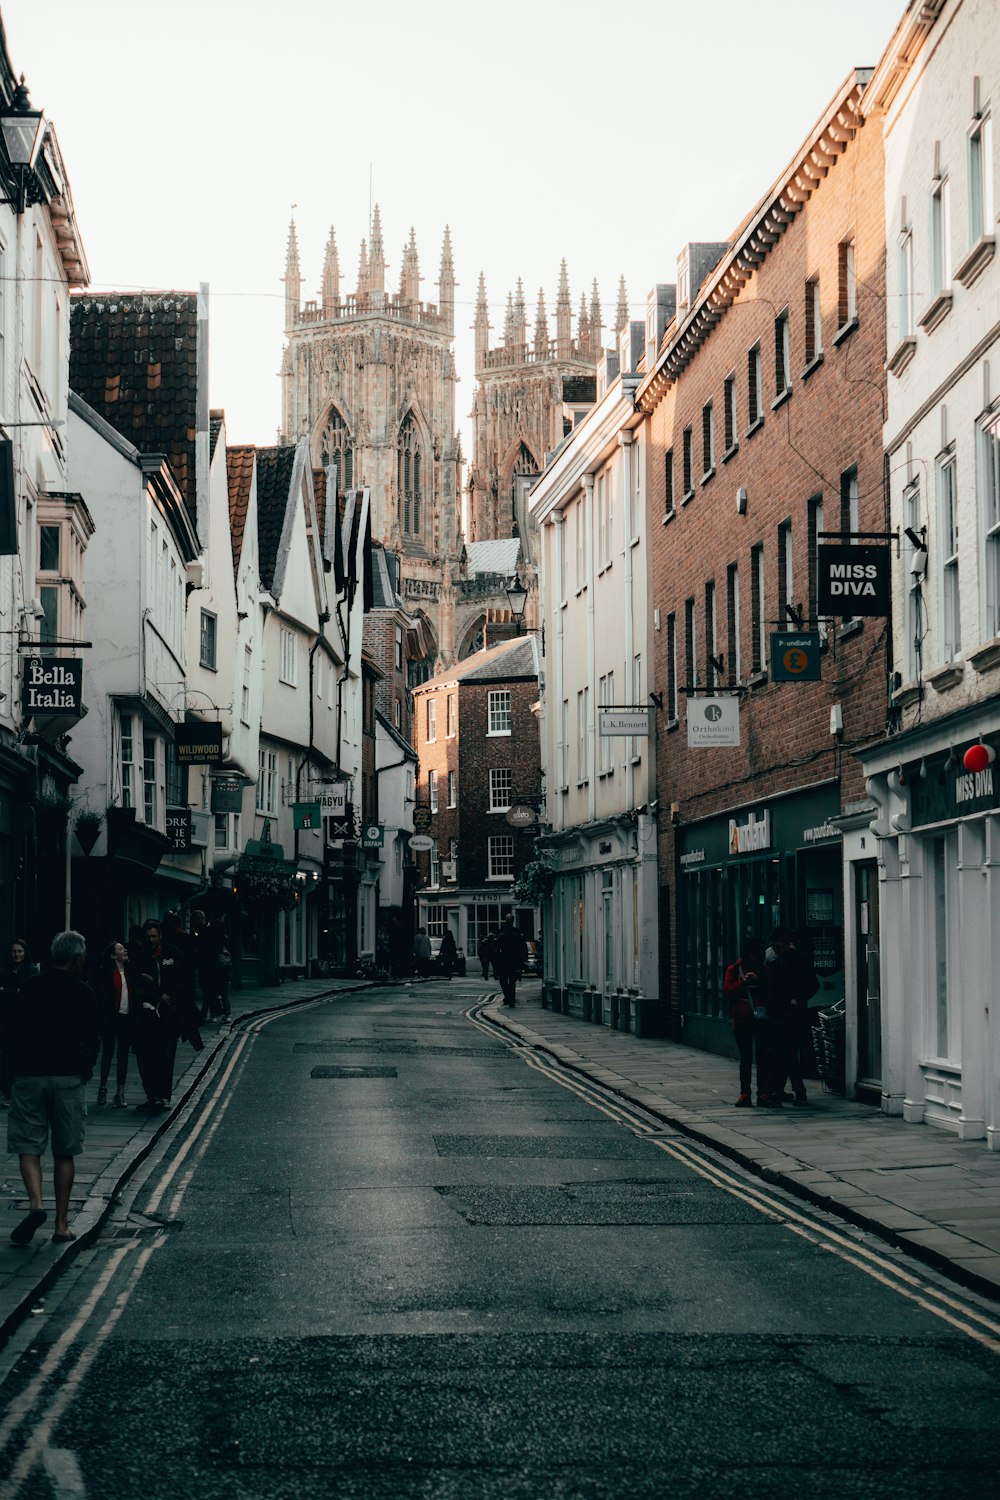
[293,801,322,830]
[319,784,347,817]
[816,545,891,617]
[175,722,223,765]
[165,806,192,852]
[728,809,771,855]
[408,834,435,852]
[599,707,651,737]
[506,804,538,827]
[412,804,432,831]
[770,632,821,682]
[440,860,457,880]
[325,802,355,841]
[21,656,84,717]
[211,777,244,814]
[687,696,740,748]
[361,823,384,848]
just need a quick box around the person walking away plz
[493,915,528,1007]
[413,927,431,981]
[156,914,204,1104]
[438,929,458,981]
[768,927,819,1106]
[0,938,38,1109]
[478,930,496,981]
[96,941,133,1107]
[4,931,99,1244]
[723,938,767,1107]
[201,917,233,1023]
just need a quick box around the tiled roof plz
[465,537,521,578]
[370,544,403,610]
[312,467,328,552]
[226,445,255,580]
[210,409,224,459]
[69,292,201,527]
[416,634,538,692]
[254,445,297,592]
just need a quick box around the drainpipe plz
[619,431,635,813]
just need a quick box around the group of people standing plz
[724,927,819,1109]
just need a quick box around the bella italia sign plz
[22,656,83,717]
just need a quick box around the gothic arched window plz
[511,442,538,541]
[398,413,423,537]
[320,408,354,496]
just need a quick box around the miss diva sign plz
[816,545,890,616]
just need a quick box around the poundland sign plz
[22,656,83,717]
[729,809,771,855]
[817,545,890,617]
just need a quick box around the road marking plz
[470,1000,1000,1355]
[40,1447,88,1497]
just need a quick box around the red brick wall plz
[646,107,887,1023]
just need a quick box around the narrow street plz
[1,980,998,1498]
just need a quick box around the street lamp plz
[0,76,46,216]
[505,575,528,636]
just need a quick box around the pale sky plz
[6,0,905,455]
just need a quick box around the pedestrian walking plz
[4,930,99,1245]
[478,931,496,981]
[200,917,232,1023]
[493,915,528,1007]
[413,927,432,981]
[0,938,38,1109]
[438,929,458,981]
[96,940,132,1107]
[723,938,767,1107]
[767,927,819,1107]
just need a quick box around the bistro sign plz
[22,656,83,717]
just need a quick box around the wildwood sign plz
[816,545,891,617]
[22,656,83,717]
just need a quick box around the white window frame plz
[428,769,439,813]
[560,698,569,789]
[723,375,737,453]
[728,564,741,684]
[448,769,457,808]
[241,646,252,725]
[930,176,952,295]
[747,344,762,429]
[487,689,512,736]
[142,732,165,831]
[200,609,217,671]
[487,834,515,882]
[489,767,513,812]
[979,411,1000,639]
[904,479,923,680]
[576,686,589,783]
[968,108,994,244]
[279,626,297,686]
[598,672,614,774]
[805,277,822,364]
[898,227,914,341]
[257,748,278,814]
[774,311,791,397]
[937,448,961,662]
[446,694,456,738]
[120,712,136,810]
[426,697,437,743]
[702,400,715,476]
[839,239,857,328]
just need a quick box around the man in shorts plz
[5,931,99,1245]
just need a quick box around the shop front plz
[678,781,845,1056]
[862,715,1000,1146]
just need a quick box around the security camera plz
[19,599,45,620]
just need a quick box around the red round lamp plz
[963,743,996,774]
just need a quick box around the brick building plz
[411,636,542,960]
[638,69,889,1067]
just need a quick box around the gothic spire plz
[590,279,603,353]
[400,227,420,308]
[503,290,515,347]
[283,217,301,330]
[474,271,490,369]
[369,203,385,293]
[578,292,590,356]
[357,237,370,300]
[556,259,571,357]
[533,288,549,358]
[615,274,629,336]
[438,224,455,334]
[513,276,527,348]
[321,226,340,316]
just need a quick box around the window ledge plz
[597,562,613,577]
[837,618,864,641]
[559,784,569,795]
[576,779,589,789]
[927,661,964,693]
[745,415,765,440]
[629,754,642,766]
[662,509,675,525]
[680,489,695,506]
[801,352,825,381]
[748,670,769,689]
[771,387,792,412]
[891,680,923,709]
[700,466,716,486]
[955,234,995,288]
[666,717,680,733]
[887,336,917,377]
[969,638,1000,674]
[918,291,952,334]
[721,442,739,464]
[630,535,641,548]
[486,730,512,738]
[833,316,859,347]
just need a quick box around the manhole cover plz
[310,1065,398,1079]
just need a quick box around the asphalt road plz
[1,979,999,1498]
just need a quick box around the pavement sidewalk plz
[0,977,366,1341]
[487,985,1000,1302]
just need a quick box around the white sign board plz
[408,834,435,852]
[687,697,740,748]
[599,708,651,738]
[319,785,347,816]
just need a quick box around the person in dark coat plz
[478,931,497,981]
[438,929,458,981]
[767,927,819,1107]
[96,940,133,1107]
[0,938,37,1109]
[199,917,232,1023]
[723,938,768,1107]
[4,931,99,1244]
[493,915,528,1007]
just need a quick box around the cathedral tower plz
[281,210,463,666]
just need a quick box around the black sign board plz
[817,545,891,617]
[412,804,432,831]
[22,656,84,717]
[325,802,355,842]
[211,777,244,814]
[770,631,821,682]
[175,722,223,765]
[165,806,192,852]
[908,740,1000,828]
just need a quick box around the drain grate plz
[310,1065,398,1079]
